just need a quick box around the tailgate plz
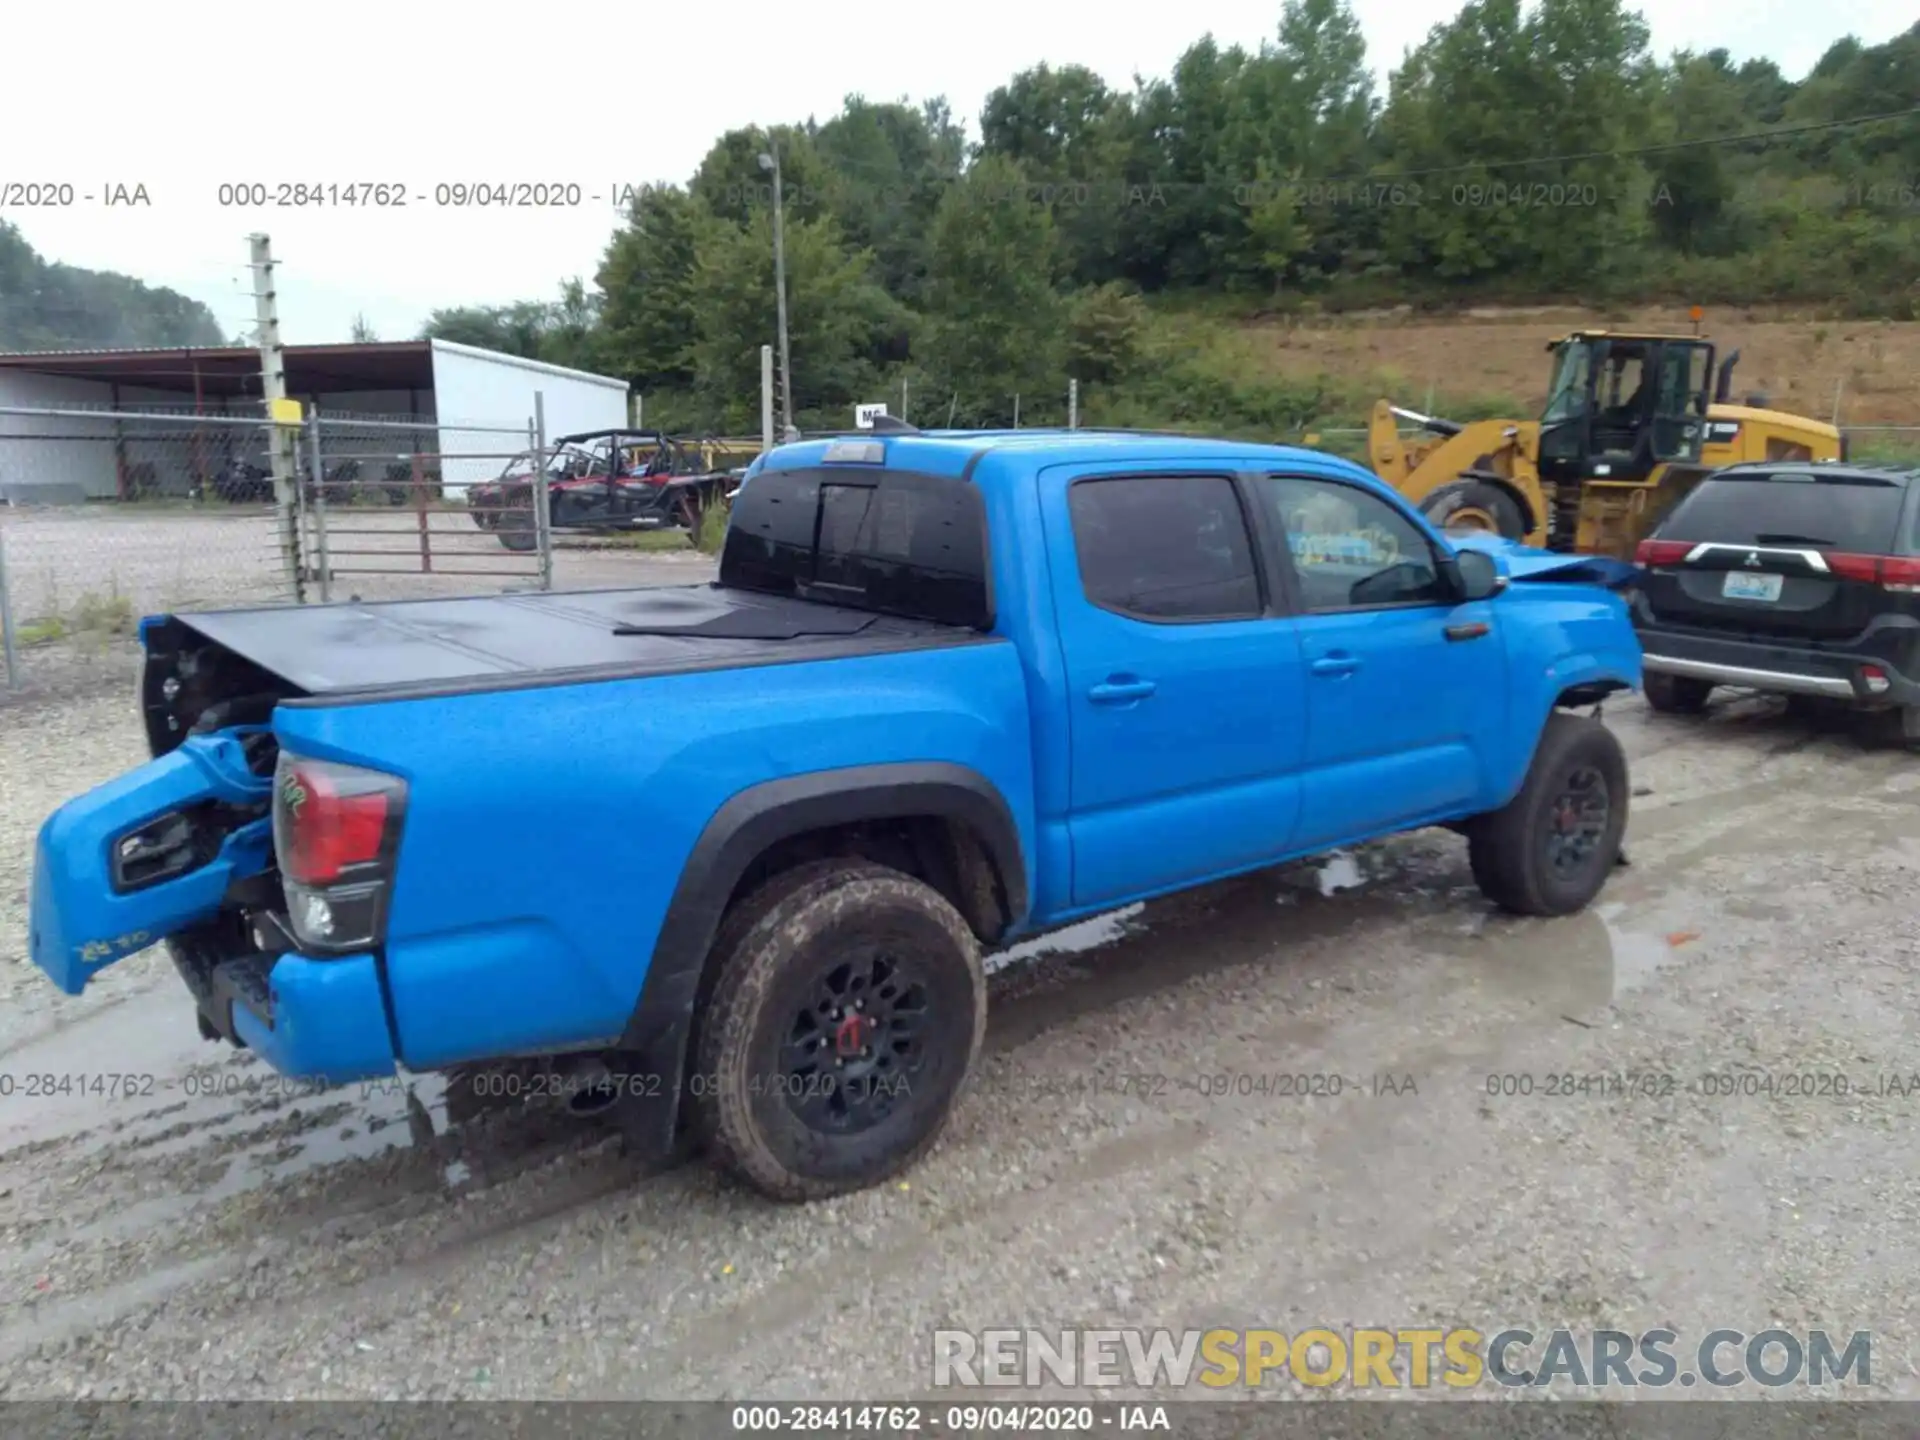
[29,726,276,995]
[1636,468,1912,641]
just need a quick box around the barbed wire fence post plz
[249,233,305,604]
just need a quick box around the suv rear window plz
[720,466,991,629]
[1659,470,1909,554]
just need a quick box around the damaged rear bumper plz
[173,936,397,1085]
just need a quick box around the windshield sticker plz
[1289,527,1402,569]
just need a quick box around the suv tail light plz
[1635,539,1691,567]
[273,755,407,953]
[1823,554,1920,593]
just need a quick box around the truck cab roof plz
[756,429,1371,489]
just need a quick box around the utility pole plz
[758,138,794,437]
[249,233,305,601]
[760,345,775,453]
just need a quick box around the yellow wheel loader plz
[1367,325,1844,560]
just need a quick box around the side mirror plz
[1454,548,1507,602]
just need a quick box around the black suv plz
[1630,461,1920,747]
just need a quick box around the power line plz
[1365,105,1920,181]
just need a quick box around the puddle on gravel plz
[987,905,1147,973]
[986,850,1380,976]
[0,989,465,1237]
[1313,851,1365,896]
[1432,901,1685,1020]
[2,840,1698,1260]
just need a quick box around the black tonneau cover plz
[174,584,977,699]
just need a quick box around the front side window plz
[1067,475,1261,621]
[1257,475,1448,611]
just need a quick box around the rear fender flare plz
[612,762,1028,1154]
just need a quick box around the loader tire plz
[1422,477,1528,541]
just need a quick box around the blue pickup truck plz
[29,429,1641,1200]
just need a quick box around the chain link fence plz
[5,393,1919,694]
[302,413,551,603]
[0,405,295,695]
[0,400,753,694]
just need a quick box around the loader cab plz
[1537,332,1714,485]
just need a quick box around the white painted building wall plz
[0,341,629,501]
[428,340,628,493]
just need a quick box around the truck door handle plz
[1089,677,1157,704]
[1310,655,1362,677]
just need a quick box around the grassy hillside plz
[1051,300,1920,468]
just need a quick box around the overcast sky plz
[4,0,1910,346]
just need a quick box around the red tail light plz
[1825,554,1920,592]
[1635,539,1691,567]
[273,756,407,952]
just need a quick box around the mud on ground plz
[2,686,1919,1400]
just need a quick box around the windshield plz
[719,465,991,628]
[1541,342,1593,425]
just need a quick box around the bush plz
[1067,282,1149,386]
[695,501,729,554]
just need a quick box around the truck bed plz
[165,584,988,703]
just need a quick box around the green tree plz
[1066,282,1148,384]
[421,302,550,357]
[686,210,906,430]
[0,221,223,350]
[1376,0,1654,290]
[542,278,601,372]
[918,155,1068,423]
[691,125,841,229]
[976,64,1139,287]
[1645,52,1744,256]
[813,96,966,300]
[595,185,711,393]
[421,283,604,371]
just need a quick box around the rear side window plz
[1068,475,1261,620]
[720,467,991,628]
[1661,472,1908,554]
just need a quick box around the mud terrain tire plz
[1642,671,1713,714]
[692,859,985,1202]
[1468,712,1629,917]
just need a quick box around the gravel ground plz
[2,577,1919,1401]
[0,506,713,695]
